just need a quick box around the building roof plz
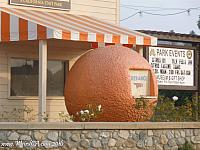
[0,6,157,46]
[137,30,200,43]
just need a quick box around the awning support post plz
[38,40,47,122]
[136,46,144,56]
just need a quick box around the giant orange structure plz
[65,46,158,122]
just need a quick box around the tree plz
[169,30,175,33]
[198,15,200,30]
[189,30,196,35]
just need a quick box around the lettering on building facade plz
[10,0,70,10]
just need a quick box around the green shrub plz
[151,95,198,122]
[76,104,103,122]
[0,105,35,122]
[178,141,194,150]
[135,97,148,109]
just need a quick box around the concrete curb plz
[0,122,200,130]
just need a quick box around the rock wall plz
[0,122,200,150]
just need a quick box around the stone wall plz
[0,122,200,150]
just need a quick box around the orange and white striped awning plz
[0,6,157,46]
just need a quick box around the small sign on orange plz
[129,70,150,98]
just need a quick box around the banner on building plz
[129,70,150,98]
[149,47,194,86]
[10,0,71,10]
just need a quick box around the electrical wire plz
[120,12,139,21]
[121,7,181,12]
[120,4,188,10]
[121,5,188,11]
[120,6,200,21]
[143,10,189,16]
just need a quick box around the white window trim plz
[8,96,65,100]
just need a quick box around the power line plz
[120,4,191,10]
[120,4,200,12]
[143,10,189,16]
[120,12,139,21]
[120,7,200,22]
[121,5,187,12]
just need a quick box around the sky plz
[120,0,200,35]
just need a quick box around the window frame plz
[8,57,69,100]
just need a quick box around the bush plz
[151,95,198,122]
[178,141,194,150]
[0,105,35,122]
[76,104,103,122]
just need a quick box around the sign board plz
[10,0,71,10]
[129,70,150,98]
[149,47,194,86]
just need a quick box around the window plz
[10,58,66,96]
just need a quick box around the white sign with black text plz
[149,47,194,86]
